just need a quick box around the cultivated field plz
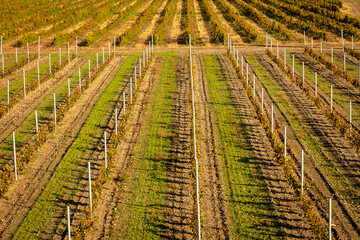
[1,0,360,239]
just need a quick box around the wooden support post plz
[13,131,17,181]
[88,162,92,212]
[104,131,107,169]
[311,37,313,49]
[320,41,323,54]
[270,37,273,52]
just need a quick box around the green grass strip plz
[12,54,139,239]
[203,54,283,238]
[109,52,178,239]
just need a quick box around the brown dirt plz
[192,53,231,239]
[135,0,169,48]
[218,53,315,238]
[161,54,193,238]
[81,56,160,239]
[0,56,89,145]
[253,53,360,239]
[0,56,127,239]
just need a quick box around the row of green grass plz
[203,54,283,238]
[12,54,139,239]
[109,52,178,239]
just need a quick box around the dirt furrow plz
[218,53,315,238]
[0,56,89,144]
[161,54,193,238]
[0,56,126,239]
[193,54,230,239]
[82,56,160,239]
[254,53,360,239]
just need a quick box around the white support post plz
[123,91,126,116]
[37,60,40,87]
[330,85,333,113]
[271,105,274,134]
[27,43,30,63]
[301,149,304,196]
[49,54,51,74]
[115,107,118,135]
[146,46,148,62]
[96,53,99,71]
[54,93,56,127]
[292,55,295,78]
[270,37,273,52]
[236,49,239,67]
[284,48,286,69]
[246,64,248,86]
[233,44,235,58]
[149,41,151,58]
[304,31,306,47]
[341,29,344,52]
[261,88,264,114]
[13,131,17,181]
[331,48,333,63]
[0,36,2,55]
[67,206,71,240]
[79,68,81,93]
[311,37,313,49]
[38,36,41,59]
[2,54,4,74]
[130,77,133,104]
[350,101,352,130]
[103,47,105,64]
[266,32,268,49]
[23,69,26,98]
[284,126,287,158]
[302,62,305,88]
[139,58,142,78]
[108,41,110,59]
[253,74,256,100]
[68,78,70,97]
[241,55,244,76]
[35,110,38,133]
[76,36,78,56]
[276,43,279,58]
[134,66,137,90]
[315,72,317,98]
[229,39,232,53]
[88,162,92,212]
[7,80,10,106]
[329,198,332,240]
[151,35,154,54]
[68,42,70,63]
[104,131,107,169]
[15,48,18,64]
